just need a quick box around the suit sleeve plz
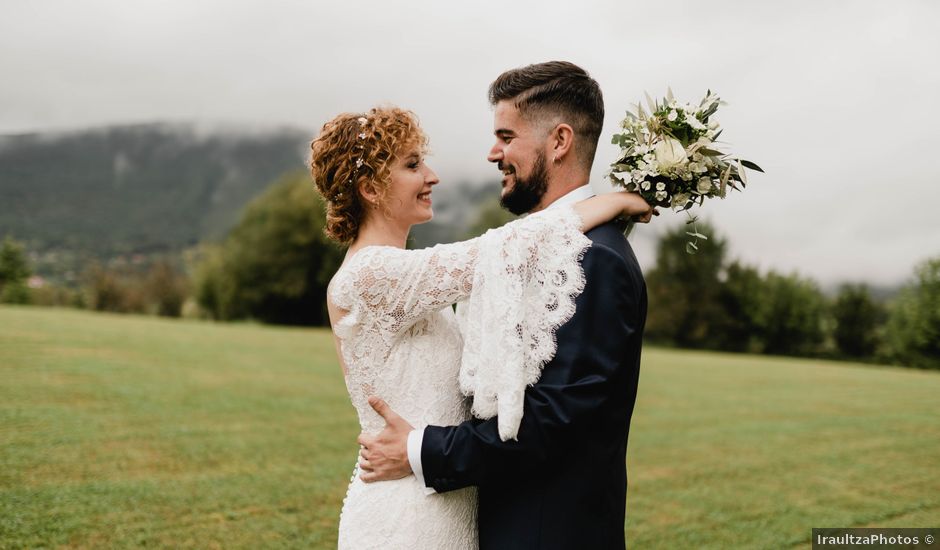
[421,242,642,492]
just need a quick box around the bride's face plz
[384,147,439,226]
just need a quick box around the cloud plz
[1,0,937,285]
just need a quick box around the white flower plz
[632,170,646,183]
[655,181,666,191]
[692,152,704,162]
[689,162,707,174]
[641,180,651,191]
[655,190,668,202]
[667,110,678,122]
[653,137,688,171]
[697,177,712,194]
[635,144,650,155]
[684,112,706,131]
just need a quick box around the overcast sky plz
[2,0,937,286]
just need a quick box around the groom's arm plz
[419,243,642,493]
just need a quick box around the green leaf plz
[740,159,764,172]
[686,232,708,240]
[685,242,698,254]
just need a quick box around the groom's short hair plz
[489,61,605,168]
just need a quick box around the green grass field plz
[2,306,938,549]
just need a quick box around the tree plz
[713,261,766,353]
[143,259,188,317]
[759,272,826,356]
[885,257,940,369]
[82,263,146,313]
[832,284,883,358]
[644,221,728,348]
[0,236,32,304]
[194,172,344,325]
[462,197,517,239]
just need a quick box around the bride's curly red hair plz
[309,107,428,244]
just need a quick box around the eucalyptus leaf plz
[736,160,748,185]
[740,159,764,172]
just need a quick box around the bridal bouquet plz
[607,89,762,252]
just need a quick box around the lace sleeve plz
[331,205,588,340]
[455,205,592,441]
[330,240,479,337]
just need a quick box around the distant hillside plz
[0,123,312,279]
[0,123,498,281]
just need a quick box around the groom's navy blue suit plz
[421,221,647,550]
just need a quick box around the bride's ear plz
[358,180,380,209]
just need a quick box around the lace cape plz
[456,207,590,440]
[330,206,591,441]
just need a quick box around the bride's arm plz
[339,192,653,332]
[571,191,655,231]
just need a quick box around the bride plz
[309,106,652,549]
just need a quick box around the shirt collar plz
[545,184,595,210]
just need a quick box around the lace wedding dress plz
[330,206,590,550]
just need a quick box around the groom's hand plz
[357,396,414,483]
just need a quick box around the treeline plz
[2,174,937,370]
[1,172,344,325]
[644,222,939,369]
[1,235,189,317]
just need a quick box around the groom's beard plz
[500,152,548,215]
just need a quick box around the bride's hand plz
[620,191,658,223]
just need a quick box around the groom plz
[358,61,648,549]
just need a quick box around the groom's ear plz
[550,123,575,163]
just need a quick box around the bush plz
[885,258,940,369]
[713,261,766,353]
[0,236,32,304]
[759,272,827,356]
[143,260,188,317]
[194,172,344,326]
[645,221,728,348]
[832,284,883,358]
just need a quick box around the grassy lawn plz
[1,306,938,548]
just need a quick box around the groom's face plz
[488,101,550,215]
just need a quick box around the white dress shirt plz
[406,184,595,492]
